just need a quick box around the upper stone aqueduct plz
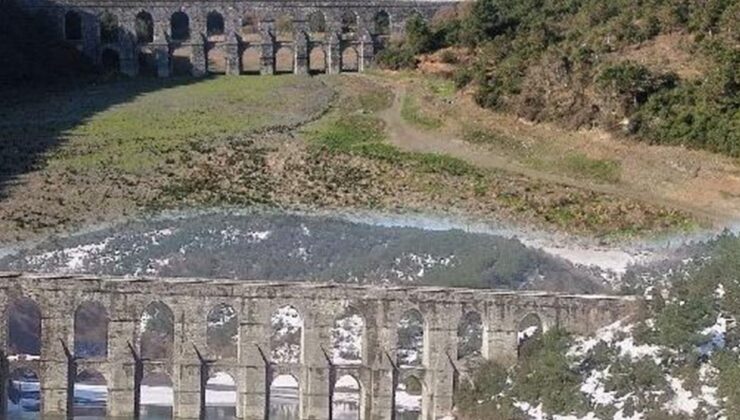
[0,272,637,419]
[15,0,460,77]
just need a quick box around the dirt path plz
[379,86,740,226]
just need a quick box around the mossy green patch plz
[400,95,443,130]
[16,76,328,175]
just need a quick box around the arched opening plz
[170,11,190,41]
[207,304,238,359]
[7,298,41,358]
[270,305,302,363]
[207,11,225,37]
[135,11,154,44]
[241,46,261,74]
[7,368,40,418]
[332,374,360,420]
[241,13,260,41]
[140,301,174,360]
[140,372,174,419]
[396,309,424,367]
[274,46,294,75]
[374,11,390,36]
[340,11,358,34]
[171,45,193,76]
[269,375,299,419]
[73,370,107,418]
[309,46,326,74]
[395,376,422,419]
[205,372,237,419]
[307,11,326,35]
[331,305,364,365]
[101,48,120,74]
[99,12,118,44]
[74,302,108,359]
[64,11,82,41]
[341,46,359,72]
[275,14,294,41]
[457,311,483,360]
[518,313,543,358]
[207,45,227,74]
[138,51,157,76]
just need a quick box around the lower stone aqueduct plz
[0,272,638,419]
[16,0,461,76]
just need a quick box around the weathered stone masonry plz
[16,0,459,76]
[0,272,638,419]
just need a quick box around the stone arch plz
[207,10,225,37]
[6,367,40,417]
[205,371,237,419]
[206,303,238,359]
[208,44,227,74]
[518,313,543,358]
[274,46,295,74]
[341,45,359,72]
[395,375,422,419]
[170,11,190,41]
[241,46,261,74]
[138,49,157,76]
[270,305,303,363]
[74,301,108,359]
[241,12,260,40]
[307,10,327,35]
[373,10,390,36]
[101,48,120,73]
[64,10,82,41]
[275,13,295,41]
[135,11,154,44]
[6,297,41,357]
[396,308,424,367]
[171,44,193,76]
[139,301,174,360]
[73,369,107,418]
[332,374,361,419]
[340,11,358,34]
[457,311,483,360]
[331,305,365,365]
[269,374,300,419]
[99,11,118,44]
[309,46,326,74]
[140,371,174,419]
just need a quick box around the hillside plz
[377,0,739,157]
[455,232,740,419]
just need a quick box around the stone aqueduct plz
[0,272,638,419]
[16,0,459,76]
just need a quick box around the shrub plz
[439,49,458,64]
[597,62,678,111]
[511,329,587,414]
[375,44,417,70]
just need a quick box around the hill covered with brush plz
[378,0,739,157]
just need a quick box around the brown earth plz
[371,73,740,227]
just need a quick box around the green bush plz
[423,0,739,157]
[375,44,417,70]
[511,329,587,414]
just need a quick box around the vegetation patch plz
[401,95,443,130]
[378,0,739,157]
[462,125,524,152]
[561,153,621,184]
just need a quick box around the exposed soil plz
[1,74,734,248]
[373,73,740,227]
